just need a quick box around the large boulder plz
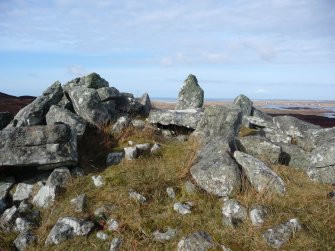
[303,127,335,151]
[46,105,87,138]
[0,112,13,130]
[238,135,281,164]
[6,82,63,128]
[97,87,120,102]
[191,139,241,197]
[175,74,204,110]
[63,73,109,94]
[0,124,77,170]
[307,166,335,184]
[68,86,110,127]
[148,109,204,129]
[233,94,253,126]
[234,151,286,195]
[136,93,151,116]
[278,143,311,169]
[309,141,335,168]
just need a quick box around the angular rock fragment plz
[221,199,247,227]
[131,119,146,129]
[110,116,131,135]
[70,194,87,212]
[307,166,335,184]
[124,146,138,160]
[249,205,267,226]
[106,152,124,166]
[46,167,72,188]
[129,190,147,204]
[153,227,177,242]
[246,115,274,129]
[0,206,18,232]
[14,231,37,251]
[0,176,15,214]
[97,87,120,101]
[92,175,104,187]
[177,231,213,251]
[107,219,119,231]
[233,94,253,126]
[14,217,35,233]
[173,202,192,215]
[97,231,108,240]
[13,182,34,202]
[63,73,109,93]
[151,143,161,154]
[166,187,176,199]
[278,143,310,169]
[137,93,152,116]
[110,237,122,251]
[32,185,57,208]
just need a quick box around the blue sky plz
[0,0,334,100]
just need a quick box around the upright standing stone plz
[175,74,204,110]
[233,94,253,126]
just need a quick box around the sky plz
[0,0,334,100]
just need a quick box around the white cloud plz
[66,65,87,77]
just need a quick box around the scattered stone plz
[222,199,247,227]
[107,219,119,231]
[63,73,109,93]
[32,185,57,208]
[47,167,72,188]
[70,194,87,212]
[249,205,267,226]
[0,205,18,232]
[92,175,104,187]
[131,119,146,129]
[129,190,147,204]
[13,231,37,251]
[234,151,286,195]
[14,217,35,233]
[46,105,87,138]
[6,81,63,128]
[97,87,120,101]
[153,227,177,242]
[56,94,73,111]
[307,166,335,184]
[110,237,122,251]
[124,146,138,160]
[13,182,34,202]
[110,116,131,135]
[45,217,95,245]
[150,143,161,154]
[173,202,192,215]
[175,74,204,110]
[0,112,13,130]
[149,108,204,129]
[0,176,15,214]
[166,187,176,199]
[136,143,151,154]
[184,180,197,194]
[106,152,124,166]
[233,94,253,126]
[97,231,109,240]
[177,231,213,251]
[263,218,301,249]
[94,204,116,218]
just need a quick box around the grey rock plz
[97,231,109,240]
[176,135,188,142]
[46,105,87,138]
[32,185,57,208]
[47,167,72,188]
[92,175,104,187]
[110,116,131,135]
[124,146,138,160]
[233,94,253,126]
[107,219,119,231]
[94,204,116,218]
[166,187,176,199]
[14,217,35,233]
[253,108,273,124]
[56,94,73,111]
[97,87,120,101]
[13,182,34,202]
[153,227,177,242]
[177,231,213,251]
[173,202,192,215]
[103,100,116,118]
[70,194,87,212]
[303,127,335,151]
[309,141,335,168]
[307,166,335,184]
[110,237,122,251]
[191,139,241,197]
[0,124,77,170]
[13,231,37,251]
[194,105,242,144]
[0,176,15,214]
[234,151,286,195]
[68,86,110,127]
[107,152,124,166]
[137,93,152,116]
[238,135,281,164]
[71,166,85,177]
[151,143,161,154]
[129,190,147,204]
[6,81,63,128]
[136,143,151,154]
[148,108,204,129]
[184,180,197,194]
[131,119,146,129]
[222,199,247,227]
[263,218,301,249]
[278,143,311,169]
[0,112,13,130]
[249,205,267,226]
[175,74,204,110]
[246,115,274,129]
[45,217,94,245]
[0,206,18,232]
[63,73,109,93]
[262,127,292,144]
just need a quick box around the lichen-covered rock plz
[13,231,37,251]
[14,217,35,233]
[166,187,176,199]
[234,151,286,195]
[303,127,335,151]
[110,116,131,135]
[238,135,281,164]
[45,217,94,245]
[153,227,177,242]
[124,146,138,160]
[0,112,13,130]
[56,94,73,111]
[110,237,122,251]
[92,175,104,187]
[253,108,273,124]
[249,205,267,226]
[278,143,311,169]
[70,194,87,212]
[191,139,241,197]
[68,86,110,127]
[307,166,335,184]
[0,206,18,232]
[177,231,213,251]
[131,119,146,129]
[262,127,292,144]
[129,190,147,204]
[0,124,77,170]
[63,73,109,93]
[309,141,335,168]
[46,105,87,138]
[222,199,247,227]
[106,152,124,166]
[46,167,72,188]
[107,219,119,231]
[175,74,204,110]
[246,115,274,129]
[13,182,33,202]
[0,176,15,214]
[173,202,192,215]
[137,93,151,116]
[97,87,120,101]
[263,218,301,249]
[32,185,57,208]
[96,231,109,240]
[233,94,253,126]
[148,109,204,129]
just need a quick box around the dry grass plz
[2,124,335,251]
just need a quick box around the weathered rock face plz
[191,139,242,197]
[153,227,177,242]
[238,135,281,164]
[307,166,335,184]
[97,87,120,102]
[110,116,131,136]
[6,82,63,128]
[175,74,204,110]
[234,151,286,195]
[194,105,242,144]
[63,73,109,94]
[263,218,301,249]
[233,94,253,126]
[278,143,310,169]
[148,109,204,129]
[177,231,213,251]
[0,124,77,170]
[46,167,72,188]
[14,231,37,251]
[222,199,247,227]
[0,112,13,130]
[0,206,18,232]
[249,205,267,226]
[303,127,335,151]
[13,182,34,202]
[33,185,57,208]
[246,115,274,129]
[68,86,110,127]
[253,108,273,124]
[309,141,335,168]
[46,105,87,138]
